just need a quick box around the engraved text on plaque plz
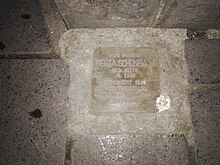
[92,48,160,113]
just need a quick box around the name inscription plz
[92,48,160,113]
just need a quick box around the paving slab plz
[0,59,69,165]
[55,0,220,29]
[185,39,220,84]
[155,0,220,29]
[70,133,189,165]
[54,0,161,28]
[0,0,51,56]
[189,91,220,165]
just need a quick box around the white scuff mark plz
[156,94,170,112]
[118,154,123,158]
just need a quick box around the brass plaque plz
[92,48,160,113]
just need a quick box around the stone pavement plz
[55,0,220,29]
[186,39,220,165]
[0,0,50,57]
[0,0,219,165]
[0,60,69,165]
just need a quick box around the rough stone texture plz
[0,0,51,55]
[54,0,161,28]
[71,133,189,165]
[59,28,194,152]
[185,39,220,84]
[39,0,68,56]
[186,29,220,40]
[54,0,220,29]
[189,91,220,165]
[155,0,220,29]
[0,59,69,165]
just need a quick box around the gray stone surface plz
[39,0,68,56]
[54,0,220,29]
[185,39,220,84]
[70,133,189,165]
[155,0,220,29]
[54,0,161,28]
[59,28,195,159]
[189,91,220,165]
[0,59,69,165]
[0,0,50,55]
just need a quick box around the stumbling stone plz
[92,47,160,113]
